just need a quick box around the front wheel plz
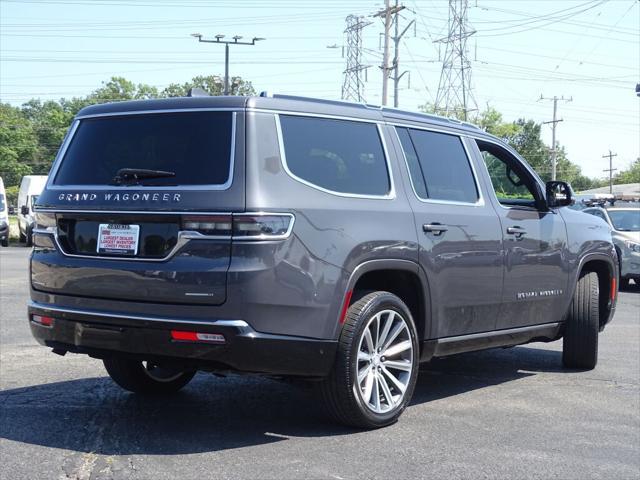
[563,272,599,370]
[1,238,8,247]
[319,291,419,429]
[103,358,196,394]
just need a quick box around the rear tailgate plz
[32,109,245,306]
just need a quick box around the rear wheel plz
[1,238,8,247]
[19,229,26,243]
[103,358,196,394]
[319,291,419,429]
[562,271,599,370]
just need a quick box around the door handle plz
[506,226,527,237]
[423,223,448,236]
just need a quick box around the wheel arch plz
[343,259,431,342]
[575,253,617,330]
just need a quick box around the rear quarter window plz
[278,115,390,196]
[53,111,234,187]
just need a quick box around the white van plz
[18,175,48,246]
[0,177,8,247]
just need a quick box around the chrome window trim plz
[34,208,230,215]
[391,125,485,207]
[47,111,238,192]
[32,211,295,262]
[28,300,250,328]
[274,113,396,200]
[248,107,381,124]
[469,135,547,212]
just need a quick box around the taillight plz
[232,214,294,240]
[181,215,232,236]
[171,330,225,344]
[32,315,54,327]
[180,213,294,240]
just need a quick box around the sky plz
[0,0,638,180]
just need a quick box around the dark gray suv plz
[29,94,618,428]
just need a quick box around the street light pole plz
[191,34,265,95]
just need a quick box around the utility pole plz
[434,0,476,120]
[341,15,371,102]
[602,150,618,194]
[540,94,572,181]
[374,0,404,106]
[391,1,414,108]
[191,34,264,95]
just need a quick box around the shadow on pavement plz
[0,345,564,455]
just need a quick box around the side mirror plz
[546,181,574,208]
[20,205,30,216]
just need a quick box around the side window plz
[279,115,390,196]
[476,140,540,209]
[397,127,478,203]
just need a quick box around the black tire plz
[563,271,599,370]
[25,228,33,247]
[103,358,196,394]
[1,238,8,247]
[619,277,630,290]
[19,229,26,243]
[319,291,420,429]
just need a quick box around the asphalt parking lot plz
[1,246,639,480]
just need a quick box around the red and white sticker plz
[97,224,140,255]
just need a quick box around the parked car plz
[17,175,48,247]
[583,206,640,288]
[0,177,8,247]
[28,94,618,428]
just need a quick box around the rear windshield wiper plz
[112,168,176,185]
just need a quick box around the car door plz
[471,138,569,329]
[394,126,504,338]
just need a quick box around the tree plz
[0,104,36,185]
[614,158,640,184]
[162,75,255,97]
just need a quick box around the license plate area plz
[97,224,140,256]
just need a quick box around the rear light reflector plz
[339,290,354,324]
[171,330,225,344]
[32,315,54,327]
[611,277,617,301]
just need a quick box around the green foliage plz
[614,158,640,184]
[5,185,19,205]
[162,75,255,97]
[0,103,36,185]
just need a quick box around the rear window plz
[279,115,390,196]
[53,111,233,187]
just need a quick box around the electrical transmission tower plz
[434,0,477,120]
[342,15,371,102]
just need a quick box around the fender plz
[337,258,432,343]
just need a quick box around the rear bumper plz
[28,301,337,377]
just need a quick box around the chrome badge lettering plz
[58,192,181,203]
[517,289,564,300]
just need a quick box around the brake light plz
[232,214,293,239]
[171,330,225,344]
[32,315,54,327]
[180,213,294,240]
